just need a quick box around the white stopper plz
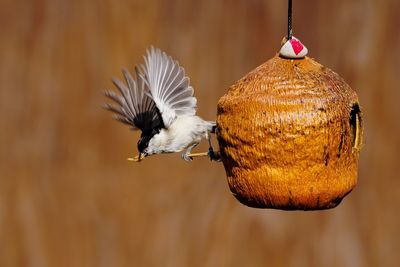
[279,36,308,59]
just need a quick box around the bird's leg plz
[186,131,222,161]
[207,132,221,162]
[181,144,197,162]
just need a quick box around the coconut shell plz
[216,55,363,210]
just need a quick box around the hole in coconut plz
[349,103,362,149]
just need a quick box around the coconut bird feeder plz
[215,0,363,210]
[116,0,363,211]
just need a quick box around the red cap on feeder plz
[280,37,308,58]
[216,0,363,210]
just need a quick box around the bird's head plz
[138,127,162,158]
[137,134,152,159]
[137,128,161,159]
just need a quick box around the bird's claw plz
[208,148,221,162]
[181,152,193,162]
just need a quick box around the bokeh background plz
[1,0,399,266]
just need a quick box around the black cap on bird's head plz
[137,128,160,159]
[137,134,151,158]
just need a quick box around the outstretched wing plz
[104,68,163,133]
[139,47,197,128]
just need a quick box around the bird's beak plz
[139,152,150,161]
[127,152,147,162]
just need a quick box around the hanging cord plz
[287,0,293,40]
[280,0,308,58]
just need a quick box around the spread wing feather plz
[104,68,163,132]
[141,47,197,128]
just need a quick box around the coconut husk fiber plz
[217,55,363,210]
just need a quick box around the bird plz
[104,47,218,162]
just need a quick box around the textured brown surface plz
[217,55,363,209]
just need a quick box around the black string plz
[287,0,293,40]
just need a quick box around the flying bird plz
[104,47,218,162]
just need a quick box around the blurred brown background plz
[1,0,399,266]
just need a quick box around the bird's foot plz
[208,147,221,162]
[181,152,193,162]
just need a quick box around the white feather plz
[146,115,213,154]
[141,47,197,128]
